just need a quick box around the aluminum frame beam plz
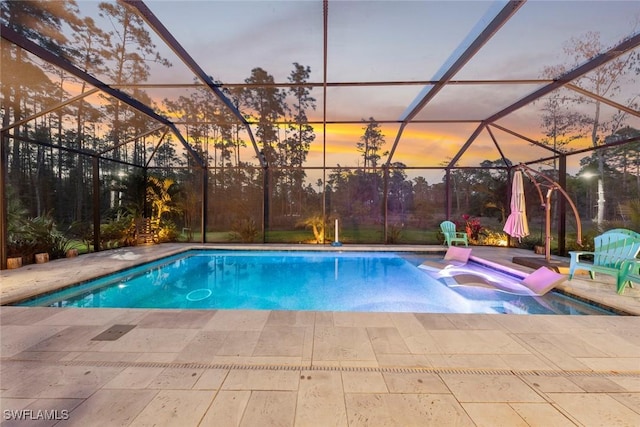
[566,83,640,118]
[174,119,483,126]
[447,31,640,168]
[0,131,7,269]
[107,79,554,90]
[98,125,168,156]
[485,126,509,166]
[489,123,560,153]
[1,24,206,169]
[145,128,171,168]
[1,88,100,133]
[120,0,265,168]
[6,133,141,169]
[385,0,526,166]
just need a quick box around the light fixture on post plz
[580,172,604,227]
[597,177,605,226]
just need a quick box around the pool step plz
[512,256,570,274]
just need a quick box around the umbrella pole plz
[545,188,553,262]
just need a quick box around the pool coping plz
[1,243,638,315]
[8,249,615,315]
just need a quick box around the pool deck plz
[1,244,639,426]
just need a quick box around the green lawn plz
[67,224,591,256]
[194,226,443,245]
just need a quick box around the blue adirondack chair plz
[568,229,640,294]
[440,221,468,247]
[621,259,640,293]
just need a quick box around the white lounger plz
[443,265,565,296]
[419,246,472,270]
[519,266,566,295]
[419,247,566,296]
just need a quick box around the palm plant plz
[145,176,181,242]
[146,176,175,225]
[299,214,326,244]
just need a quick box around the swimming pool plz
[16,250,612,315]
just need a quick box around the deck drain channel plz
[91,324,136,341]
[19,359,640,379]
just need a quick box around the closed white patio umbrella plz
[503,170,529,241]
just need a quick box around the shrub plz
[68,221,93,252]
[49,231,72,259]
[517,235,544,250]
[229,218,258,243]
[7,236,34,260]
[157,219,179,243]
[7,212,72,262]
[478,228,508,246]
[387,224,404,244]
[100,215,136,249]
[567,229,597,252]
[455,214,483,243]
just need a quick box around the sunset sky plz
[72,1,640,179]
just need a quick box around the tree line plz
[2,1,639,246]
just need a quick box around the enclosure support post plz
[545,188,553,262]
[0,131,7,269]
[558,155,567,255]
[92,157,101,253]
[445,169,451,219]
[142,167,148,218]
[382,166,389,243]
[263,166,269,243]
[201,166,207,244]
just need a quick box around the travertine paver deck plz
[1,244,640,426]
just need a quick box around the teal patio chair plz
[568,229,640,294]
[440,221,468,247]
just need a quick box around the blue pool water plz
[17,250,612,315]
